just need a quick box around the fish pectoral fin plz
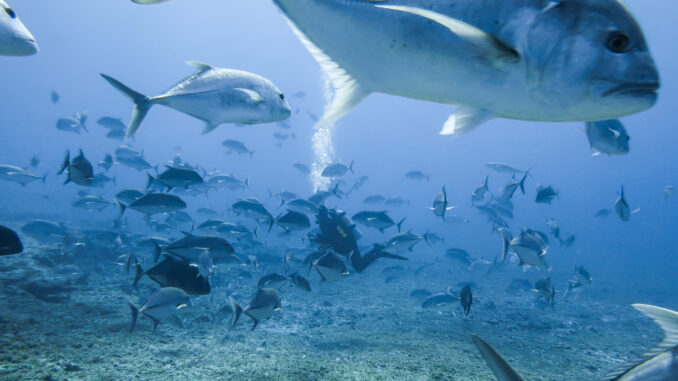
[201,121,219,135]
[375,5,520,67]
[440,107,494,135]
[281,15,369,130]
[234,88,265,103]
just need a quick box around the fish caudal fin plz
[471,335,525,381]
[57,151,69,175]
[632,304,678,349]
[128,302,139,332]
[229,296,243,331]
[100,74,152,139]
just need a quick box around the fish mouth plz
[602,82,659,97]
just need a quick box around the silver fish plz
[0,165,46,186]
[585,119,630,155]
[274,0,658,135]
[0,0,37,56]
[101,61,291,138]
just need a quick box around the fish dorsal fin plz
[181,231,193,237]
[234,88,265,103]
[471,335,525,381]
[440,107,494,135]
[281,16,369,130]
[186,60,213,75]
[633,304,678,350]
[375,5,520,67]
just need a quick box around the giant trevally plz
[120,193,187,216]
[58,149,94,186]
[0,0,38,56]
[0,164,46,186]
[431,186,455,220]
[585,119,630,155]
[56,110,88,134]
[274,0,659,135]
[101,61,291,138]
[229,288,281,331]
[615,185,639,222]
[128,287,190,332]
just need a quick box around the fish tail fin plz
[152,240,162,263]
[132,261,143,287]
[245,177,249,189]
[128,301,139,332]
[471,335,525,381]
[331,183,342,199]
[100,73,152,139]
[423,229,432,246]
[57,150,69,175]
[250,320,260,331]
[348,160,355,174]
[145,172,154,190]
[117,201,127,217]
[229,296,243,331]
[268,216,275,233]
[41,171,48,184]
[397,218,406,233]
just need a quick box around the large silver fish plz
[101,61,291,138]
[0,0,37,56]
[274,0,659,135]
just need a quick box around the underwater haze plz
[0,0,677,380]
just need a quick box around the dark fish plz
[276,210,311,232]
[293,163,311,175]
[405,170,429,181]
[460,285,472,315]
[445,248,472,266]
[534,277,556,308]
[230,288,281,331]
[0,225,23,255]
[58,149,93,186]
[144,255,211,295]
[535,185,558,204]
[50,91,60,105]
[257,273,289,289]
[129,287,190,332]
[289,272,311,292]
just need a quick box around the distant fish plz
[50,91,60,105]
[545,219,560,240]
[0,225,22,255]
[21,220,68,243]
[585,119,630,156]
[385,197,409,207]
[222,139,254,157]
[594,208,612,218]
[363,195,386,204]
[460,285,472,315]
[533,277,556,308]
[486,163,528,175]
[257,273,289,289]
[535,185,558,205]
[405,170,429,181]
[101,61,291,138]
[471,176,489,203]
[445,248,472,267]
[91,173,116,188]
[97,116,127,131]
[128,287,190,332]
[288,272,311,292]
[0,0,38,56]
[98,154,114,172]
[58,149,93,186]
[56,110,88,134]
[663,186,676,201]
[293,163,311,175]
[230,288,281,331]
[73,195,114,211]
[509,230,548,269]
[119,193,187,216]
[0,164,46,186]
[147,166,204,191]
[232,198,275,231]
[321,161,354,178]
[431,186,455,220]
[615,185,639,222]
[352,211,404,233]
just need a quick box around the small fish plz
[585,119,630,155]
[128,287,190,332]
[222,139,254,157]
[409,289,432,300]
[385,197,409,207]
[230,288,281,331]
[431,186,455,220]
[21,220,68,243]
[257,273,289,289]
[119,193,187,216]
[445,248,472,267]
[50,91,60,105]
[0,225,22,255]
[545,219,560,240]
[460,285,472,315]
[352,211,404,233]
[73,195,114,211]
[535,185,558,205]
[147,166,204,191]
[56,110,88,134]
[363,195,386,204]
[559,234,575,249]
[0,0,38,56]
[97,116,127,131]
[91,173,116,188]
[321,161,354,178]
[58,150,94,186]
[663,186,676,201]
[405,170,429,181]
[289,272,311,292]
[486,163,528,175]
[595,208,612,218]
[615,185,638,222]
[0,164,46,186]
[293,163,311,175]
[471,176,489,203]
[98,154,114,172]
[101,61,291,138]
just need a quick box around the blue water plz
[0,1,676,379]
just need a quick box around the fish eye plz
[279,93,285,100]
[606,31,631,53]
[4,7,16,18]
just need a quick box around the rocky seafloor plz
[0,232,668,381]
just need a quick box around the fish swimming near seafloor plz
[0,0,37,56]
[128,287,190,332]
[101,61,291,138]
[273,0,659,136]
[0,165,46,186]
[230,288,281,331]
